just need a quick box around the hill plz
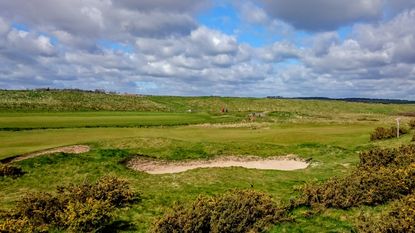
[2,89,415,116]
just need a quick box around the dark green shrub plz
[357,192,415,233]
[359,145,415,169]
[298,165,415,209]
[152,189,290,233]
[370,126,409,141]
[359,147,396,169]
[14,192,64,227]
[0,176,139,232]
[370,127,390,141]
[0,218,34,233]
[59,198,114,232]
[57,176,138,207]
[0,164,24,177]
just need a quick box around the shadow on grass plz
[102,220,137,233]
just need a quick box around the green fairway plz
[0,112,238,130]
[0,122,377,160]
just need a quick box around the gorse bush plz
[359,145,415,169]
[0,176,139,232]
[59,198,113,232]
[297,165,415,209]
[357,193,415,233]
[0,164,24,177]
[57,175,137,207]
[370,126,409,141]
[152,189,291,233]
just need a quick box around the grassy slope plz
[1,90,415,232]
[1,90,415,115]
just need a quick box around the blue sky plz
[0,0,415,99]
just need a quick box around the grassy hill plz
[2,89,415,115]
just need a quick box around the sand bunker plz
[9,145,90,162]
[128,155,309,174]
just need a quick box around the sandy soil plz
[128,155,309,174]
[10,145,90,162]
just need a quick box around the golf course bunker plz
[9,145,90,162]
[128,155,309,174]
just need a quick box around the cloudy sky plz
[0,0,414,99]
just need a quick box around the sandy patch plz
[193,122,271,129]
[128,155,309,174]
[10,145,90,162]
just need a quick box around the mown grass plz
[0,122,378,160]
[0,112,239,130]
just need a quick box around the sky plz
[0,0,414,99]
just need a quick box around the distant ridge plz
[2,89,414,105]
[266,96,415,104]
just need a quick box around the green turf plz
[0,122,378,160]
[0,112,238,130]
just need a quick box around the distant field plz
[1,90,415,232]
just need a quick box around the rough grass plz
[0,146,355,232]
[2,90,415,117]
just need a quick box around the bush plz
[359,147,396,169]
[359,145,415,169]
[409,119,415,129]
[0,218,34,233]
[59,198,114,232]
[297,165,415,209]
[0,164,24,177]
[152,189,291,233]
[57,176,137,207]
[0,176,139,232]
[357,193,415,233]
[370,126,409,141]
[14,192,64,227]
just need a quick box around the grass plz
[1,90,415,232]
[0,112,239,130]
[0,146,354,232]
[0,122,377,160]
[2,90,415,116]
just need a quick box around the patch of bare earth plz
[10,145,90,162]
[193,122,272,129]
[128,155,309,174]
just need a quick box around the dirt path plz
[6,145,90,163]
[128,155,309,174]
